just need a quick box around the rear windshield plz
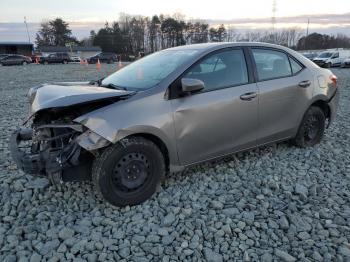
[101,49,198,91]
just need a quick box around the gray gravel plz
[1,63,350,261]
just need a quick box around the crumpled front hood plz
[28,82,134,115]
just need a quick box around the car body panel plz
[171,83,258,165]
[74,90,179,168]
[256,68,314,144]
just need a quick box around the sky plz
[0,0,350,41]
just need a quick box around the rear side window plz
[252,49,292,81]
[289,57,303,74]
[184,49,249,92]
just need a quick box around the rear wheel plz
[292,106,326,147]
[92,137,165,207]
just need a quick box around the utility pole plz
[24,16,31,43]
[305,18,310,50]
[271,0,277,43]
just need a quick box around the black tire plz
[292,106,326,147]
[22,61,27,66]
[92,137,165,207]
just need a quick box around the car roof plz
[167,42,289,51]
[167,42,318,68]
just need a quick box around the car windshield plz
[318,52,333,58]
[101,49,198,91]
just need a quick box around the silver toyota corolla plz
[10,42,339,206]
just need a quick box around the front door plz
[171,48,259,165]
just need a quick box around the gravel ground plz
[0,64,349,262]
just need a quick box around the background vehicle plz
[301,52,318,60]
[10,43,339,207]
[313,49,350,67]
[0,54,32,66]
[0,54,9,60]
[40,52,71,64]
[70,56,81,63]
[341,57,350,68]
[87,52,118,64]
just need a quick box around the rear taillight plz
[330,74,337,87]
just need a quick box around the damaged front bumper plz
[10,128,40,175]
[9,126,108,182]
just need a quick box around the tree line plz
[35,15,350,55]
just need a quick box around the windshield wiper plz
[100,83,128,91]
[89,77,105,86]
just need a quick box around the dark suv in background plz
[87,52,118,64]
[40,52,71,64]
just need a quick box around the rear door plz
[251,48,313,144]
[171,48,259,165]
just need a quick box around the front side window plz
[184,49,248,92]
[332,52,339,58]
[252,49,292,81]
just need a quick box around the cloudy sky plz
[0,0,350,41]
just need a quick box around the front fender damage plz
[76,116,133,144]
[76,130,110,152]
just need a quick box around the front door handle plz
[298,80,311,88]
[240,92,257,101]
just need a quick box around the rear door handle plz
[240,92,257,101]
[298,80,311,88]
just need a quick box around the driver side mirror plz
[181,78,205,94]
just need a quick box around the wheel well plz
[311,100,331,120]
[127,133,170,171]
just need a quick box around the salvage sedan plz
[10,43,339,207]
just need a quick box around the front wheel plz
[292,106,326,148]
[92,137,165,207]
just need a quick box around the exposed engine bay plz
[10,82,133,184]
